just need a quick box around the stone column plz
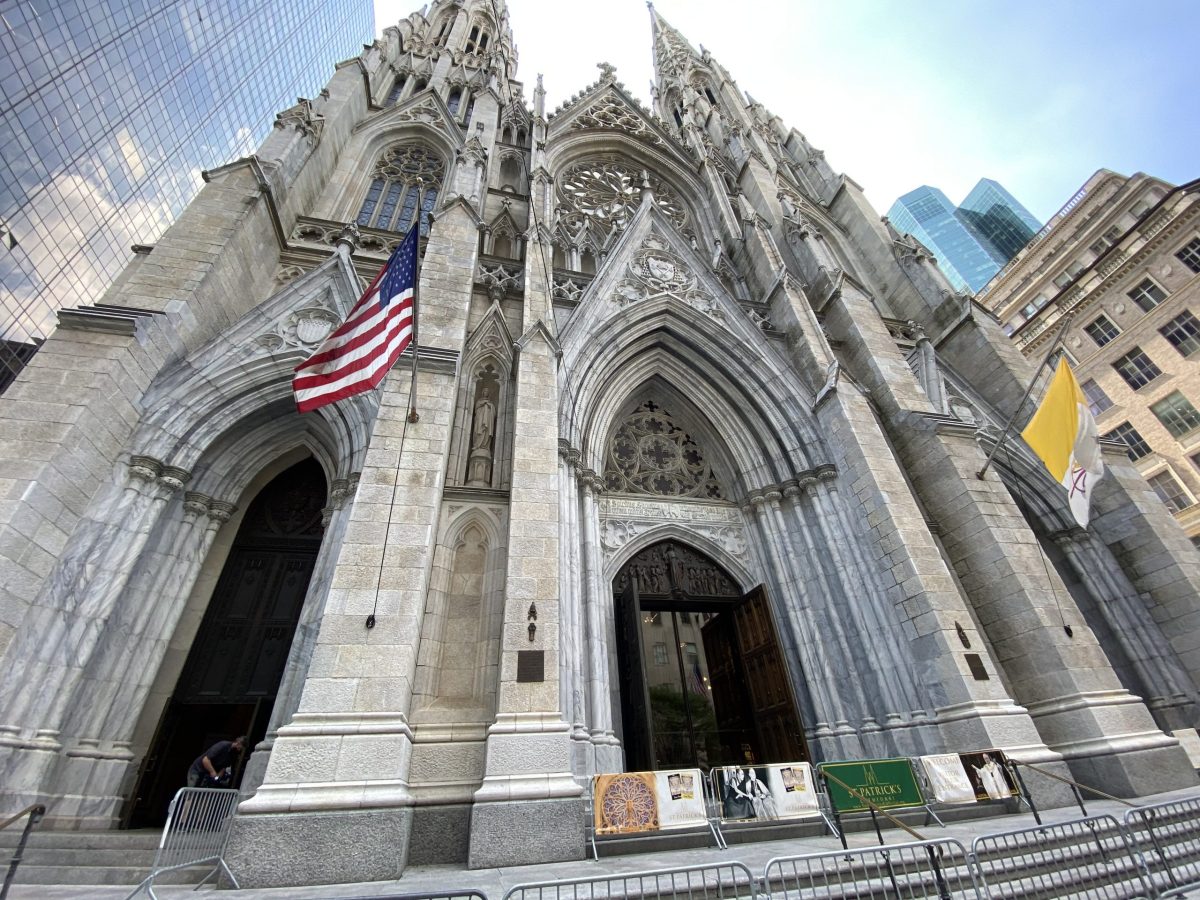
[1052,528,1199,731]
[51,492,233,827]
[742,493,843,755]
[468,325,584,869]
[0,455,185,809]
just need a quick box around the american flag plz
[293,225,418,413]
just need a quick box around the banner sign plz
[917,754,977,804]
[715,762,820,823]
[958,749,1018,801]
[818,758,925,813]
[593,769,707,835]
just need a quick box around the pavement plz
[5,786,1197,899]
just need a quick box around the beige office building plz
[979,171,1200,542]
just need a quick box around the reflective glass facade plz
[887,179,1041,293]
[0,0,374,386]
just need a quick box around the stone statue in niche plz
[467,367,500,486]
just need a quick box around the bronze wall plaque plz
[517,650,545,682]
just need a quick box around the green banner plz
[819,758,925,813]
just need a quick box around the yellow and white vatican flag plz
[1021,357,1104,527]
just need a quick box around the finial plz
[639,169,654,207]
[597,61,617,83]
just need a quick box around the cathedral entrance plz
[127,458,327,826]
[613,540,807,772]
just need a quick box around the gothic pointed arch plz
[132,251,374,485]
[449,303,516,490]
[558,208,825,491]
[411,505,506,719]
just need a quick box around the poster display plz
[818,758,925,813]
[917,754,977,804]
[714,762,820,822]
[958,749,1018,801]
[592,769,707,835]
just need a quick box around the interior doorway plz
[126,457,327,827]
[613,540,807,772]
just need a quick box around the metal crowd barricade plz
[970,814,1153,899]
[762,839,978,900]
[502,861,759,899]
[123,787,240,899]
[334,893,488,900]
[1124,796,1200,896]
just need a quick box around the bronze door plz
[126,458,326,827]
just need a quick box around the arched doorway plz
[128,457,327,826]
[613,540,807,772]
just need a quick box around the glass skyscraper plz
[887,179,1041,293]
[0,0,374,389]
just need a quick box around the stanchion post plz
[819,771,849,851]
[1008,762,1042,826]
[869,807,885,846]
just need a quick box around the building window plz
[356,143,444,236]
[653,642,668,666]
[1021,294,1049,319]
[1104,422,1152,460]
[1151,391,1200,438]
[1081,379,1113,416]
[1128,278,1167,312]
[1176,238,1200,274]
[1160,310,1200,357]
[447,87,462,116]
[1052,272,1072,289]
[1148,470,1193,513]
[1112,347,1162,389]
[1085,315,1120,347]
[386,75,407,106]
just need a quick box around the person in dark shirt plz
[187,736,246,787]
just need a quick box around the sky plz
[372,0,1198,223]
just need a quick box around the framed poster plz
[818,758,925,813]
[593,772,659,834]
[653,769,707,829]
[593,769,708,835]
[917,754,977,804]
[768,762,821,818]
[958,749,1018,801]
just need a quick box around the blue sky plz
[373,0,1198,222]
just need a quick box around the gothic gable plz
[547,79,693,170]
[354,88,466,150]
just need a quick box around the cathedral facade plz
[0,0,1198,887]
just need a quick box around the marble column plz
[50,492,233,826]
[0,456,186,809]
[1052,528,1199,730]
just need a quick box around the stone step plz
[0,829,162,850]
[0,828,206,888]
[12,846,160,867]
[8,864,201,887]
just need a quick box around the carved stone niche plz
[613,539,739,599]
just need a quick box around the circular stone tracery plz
[374,143,444,185]
[556,157,689,235]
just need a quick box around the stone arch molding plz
[600,518,754,592]
[557,204,827,491]
[132,250,374,483]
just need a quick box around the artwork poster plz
[653,769,707,830]
[917,753,977,804]
[958,749,1018,801]
[593,772,659,835]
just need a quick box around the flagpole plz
[976,311,1076,480]
[407,219,423,424]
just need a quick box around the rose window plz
[556,158,689,236]
[604,400,725,499]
